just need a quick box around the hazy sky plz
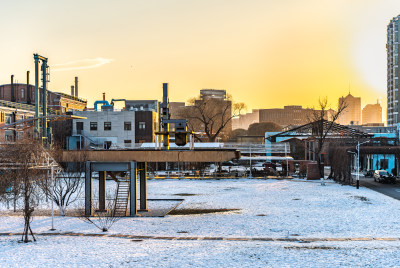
[1,0,400,117]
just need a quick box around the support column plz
[139,162,148,212]
[85,162,92,216]
[98,171,106,212]
[312,142,316,161]
[304,141,307,160]
[129,162,137,216]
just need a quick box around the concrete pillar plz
[85,162,92,216]
[130,162,137,216]
[312,142,316,161]
[304,141,307,160]
[98,171,106,211]
[139,162,148,212]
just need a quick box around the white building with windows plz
[68,110,135,149]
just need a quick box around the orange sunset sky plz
[1,0,400,120]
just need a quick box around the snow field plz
[2,178,400,267]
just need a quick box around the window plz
[21,88,24,99]
[139,122,146,130]
[76,122,83,134]
[90,122,97,131]
[104,122,111,131]
[124,122,132,131]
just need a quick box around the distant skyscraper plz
[337,94,361,125]
[362,103,382,125]
[363,103,382,125]
[387,15,400,126]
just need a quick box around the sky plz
[1,0,400,119]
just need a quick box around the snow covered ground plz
[2,178,400,267]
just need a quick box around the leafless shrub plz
[79,198,120,232]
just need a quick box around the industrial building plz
[67,99,158,149]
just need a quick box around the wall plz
[71,110,135,149]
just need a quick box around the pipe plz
[34,54,39,137]
[71,86,74,96]
[103,92,106,101]
[42,60,47,139]
[75,77,78,97]
[94,100,111,111]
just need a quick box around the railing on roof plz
[55,92,87,103]
[0,100,37,112]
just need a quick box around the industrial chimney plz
[27,71,31,104]
[11,75,15,102]
[103,92,106,101]
[74,77,78,97]
[71,86,74,96]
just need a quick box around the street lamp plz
[248,145,253,179]
[356,140,370,189]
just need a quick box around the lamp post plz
[248,145,253,178]
[356,140,370,189]
[50,165,55,231]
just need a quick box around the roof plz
[266,119,373,142]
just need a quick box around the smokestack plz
[11,75,14,102]
[163,83,168,104]
[71,86,75,96]
[27,71,31,104]
[74,77,78,97]
[103,92,106,101]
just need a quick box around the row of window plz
[77,121,146,132]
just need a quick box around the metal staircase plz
[113,179,130,217]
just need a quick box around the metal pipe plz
[42,60,47,140]
[34,54,40,137]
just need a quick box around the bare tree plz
[39,166,83,216]
[179,95,246,142]
[309,97,347,178]
[0,139,48,242]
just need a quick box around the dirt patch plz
[352,196,370,202]
[168,208,241,215]
[173,193,198,196]
[224,187,239,191]
[284,246,340,250]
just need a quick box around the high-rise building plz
[387,15,400,126]
[362,103,383,125]
[337,94,361,125]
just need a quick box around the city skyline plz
[1,0,400,115]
